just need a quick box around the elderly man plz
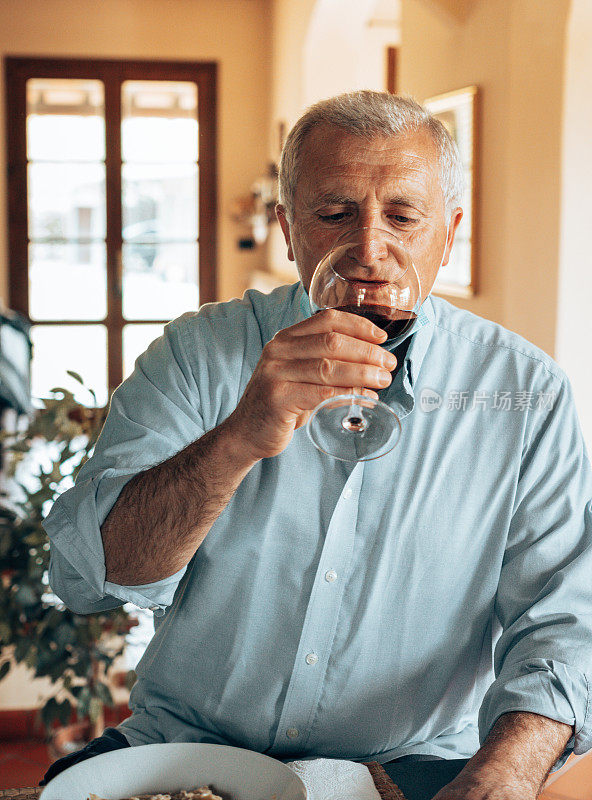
[44,91,592,799]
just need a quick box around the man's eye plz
[318,212,351,223]
[390,215,417,225]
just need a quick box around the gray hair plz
[278,90,464,223]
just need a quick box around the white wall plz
[556,0,592,448]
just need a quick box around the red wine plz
[326,305,417,338]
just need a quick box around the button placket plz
[269,463,365,753]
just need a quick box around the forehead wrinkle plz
[312,139,434,171]
[312,155,431,178]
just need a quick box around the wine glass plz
[306,227,421,462]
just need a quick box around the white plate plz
[39,742,307,800]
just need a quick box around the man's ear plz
[275,204,295,262]
[441,207,463,267]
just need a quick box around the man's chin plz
[294,268,312,294]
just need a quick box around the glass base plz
[307,394,401,462]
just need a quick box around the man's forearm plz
[433,710,573,799]
[474,711,573,794]
[101,417,259,585]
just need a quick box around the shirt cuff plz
[44,471,135,596]
[104,565,187,616]
[44,470,187,615]
[478,658,592,770]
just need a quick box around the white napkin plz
[287,758,381,800]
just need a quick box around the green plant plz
[0,372,137,734]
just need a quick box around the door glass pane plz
[123,323,166,379]
[122,243,199,320]
[122,163,198,239]
[28,162,106,240]
[31,324,108,407]
[27,79,105,161]
[121,81,198,162]
[26,78,107,378]
[121,80,199,324]
[29,242,107,321]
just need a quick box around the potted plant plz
[0,372,137,755]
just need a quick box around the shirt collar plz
[400,296,435,388]
[295,281,435,388]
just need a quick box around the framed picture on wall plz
[424,85,479,297]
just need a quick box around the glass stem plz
[342,389,368,433]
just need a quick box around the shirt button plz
[325,570,338,583]
[343,488,353,499]
[305,652,318,666]
[286,728,299,739]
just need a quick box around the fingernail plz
[378,370,392,386]
[383,352,397,369]
[374,328,388,339]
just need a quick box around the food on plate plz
[88,787,226,800]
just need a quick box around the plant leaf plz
[40,696,60,730]
[66,370,84,385]
[89,696,104,723]
[57,698,72,726]
[94,681,113,706]
[125,669,137,691]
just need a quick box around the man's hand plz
[431,712,573,800]
[227,309,397,460]
[430,761,538,800]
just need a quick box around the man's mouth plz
[347,278,389,287]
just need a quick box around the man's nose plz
[349,230,389,267]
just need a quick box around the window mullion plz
[6,61,30,315]
[104,68,124,392]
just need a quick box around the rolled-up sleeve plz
[478,374,592,766]
[43,315,206,615]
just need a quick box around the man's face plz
[277,125,462,298]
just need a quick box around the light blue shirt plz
[44,282,592,767]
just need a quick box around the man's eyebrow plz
[385,194,428,212]
[312,192,428,213]
[313,193,357,206]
